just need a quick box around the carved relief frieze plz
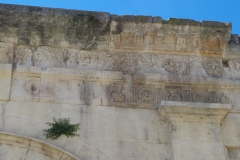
[13,45,229,80]
[192,90,208,103]
[162,58,183,74]
[161,56,192,76]
[109,83,127,103]
[112,53,139,74]
[109,30,148,51]
[155,30,177,47]
[162,86,233,105]
[137,87,156,103]
[202,58,223,77]
[228,59,240,79]
[165,86,182,101]
[34,46,53,68]
[185,33,200,50]
[176,37,186,49]
[229,59,240,71]
[14,45,35,66]
[200,35,226,55]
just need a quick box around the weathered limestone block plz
[109,16,231,56]
[0,3,110,50]
[2,101,170,159]
[1,3,240,160]
[0,63,12,101]
[200,21,231,55]
[0,4,54,45]
[0,132,79,160]
[159,101,231,160]
[0,102,5,130]
[222,111,240,147]
[226,34,240,58]
[0,42,14,64]
[10,65,41,102]
[77,142,168,160]
[228,148,240,160]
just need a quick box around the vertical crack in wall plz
[23,139,31,160]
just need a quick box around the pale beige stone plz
[0,3,239,160]
[0,132,79,160]
[222,112,240,147]
[159,101,231,160]
[0,63,12,101]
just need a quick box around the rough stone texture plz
[0,132,79,160]
[0,2,239,160]
[0,64,12,101]
[159,101,231,160]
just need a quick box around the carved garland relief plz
[13,46,228,79]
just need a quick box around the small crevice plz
[24,140,31,160]
[222,59,229,67]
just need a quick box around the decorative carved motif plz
[165,87,182,101]
[202,59,223,77]
[113,53,138,74]
[201,36,222,50]
[219,93,232,104]
[192,91,207,102]
[134,33,143,44]
[14,46,231,80]
[176,37,185,49]
[185,33,200,48]
[110,84,126,102]
[25,80,40,95]
[182,62,192,76]
[229,59,240,71]
[34,47,51,68]
[138,88,156,103]
[155,31,176,46]
[111,34,121,43]
[200,35,226,55]
[162,58,182,74]
[64,50,92,68]
[120,31,134,44]
[15,46,34,66]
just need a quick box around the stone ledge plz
[158,101,231,123]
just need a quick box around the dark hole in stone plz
[222,60,229,67]
[31,85,37,92]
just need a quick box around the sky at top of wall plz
[1,0,240,35]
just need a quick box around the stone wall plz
[0,3,240,160]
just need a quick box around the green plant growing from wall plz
[43,118,80,140]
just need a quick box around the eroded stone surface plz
[0,3,239,160]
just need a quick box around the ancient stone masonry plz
[0,3,240,160]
